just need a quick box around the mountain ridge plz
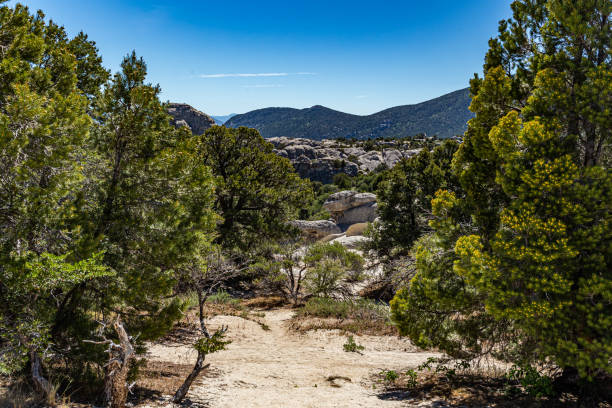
[225,88,473,140]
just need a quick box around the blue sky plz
[11,1,513,116]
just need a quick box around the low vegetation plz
[292,297,395,335]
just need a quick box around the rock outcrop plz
[167,103,216,135]
[329,235,369,250]
[292,190,379,248]
[269,137,421,183]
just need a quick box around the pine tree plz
[368,140,459,258]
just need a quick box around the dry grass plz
[290,297,398,336]
[0,379,36,408]
[290,316,397,336]
[241,296,287,309]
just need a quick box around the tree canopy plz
[391,0,611,380]
[198,125,312,251]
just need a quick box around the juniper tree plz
[198,125,312,252]
[0,3,111,401]
[391,0,611,380]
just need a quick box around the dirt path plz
[142,308,441,408]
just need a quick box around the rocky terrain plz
[292,190,378,250]
[270,137,421,183]
[225,88,473,140]
[168,103,216,135]
[167,104,424,184]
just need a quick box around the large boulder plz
[336,202,377,226]
[329,235,370,250]
[323,191,378,227]
[323,191,376,213]
[268,137,425,184]
[290,220,341,240]
[345,222,369,237]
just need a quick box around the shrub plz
[382,370,399,384]
[332,172,352,188]
[303,242,365,297]
[506,365,555,398]
[299,297,389,321]
[343,335,364,353]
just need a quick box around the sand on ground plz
[139,308,442,408]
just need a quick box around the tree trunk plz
[29,349,55,404]
[104,319,134,408]
[173,291,211,403]
[172,351,210,403]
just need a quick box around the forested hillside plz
[225,88,472,139]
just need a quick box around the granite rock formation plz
[269,137,421,183]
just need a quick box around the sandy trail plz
[142,308,441,408]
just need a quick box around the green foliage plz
[207,290,240,306]
[404,369,418,389]
[368,140,459,258]
[80,51,216,344]
[0,3,217,394]
[194,330,231,355]
[332,172,351,188]
[342,335,364,353]
[391,0,612,381]
[198,125,312,251]
[303,242,365,297]
[0,2,112,377]
[505,365,554,398]
[299,297,390,323]
[381,369,399,384]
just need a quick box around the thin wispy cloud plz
[199,72,316,78]
[356,95,368,99]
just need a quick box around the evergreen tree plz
[70,51,217,346]
[0,3,111,396]
[198,125,312,251]
[368,140,459,258]
[391,0,611,380]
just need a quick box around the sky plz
[10,1,513,116]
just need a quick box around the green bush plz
[506,365,554,398]
[303,242,365,297]
[342,335,364,353]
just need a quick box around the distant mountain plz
[225,88,473,140]
[212,113,238,125]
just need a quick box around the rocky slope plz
[168,103,216,135]
[270,137,421,184]
[225,88,472,140]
